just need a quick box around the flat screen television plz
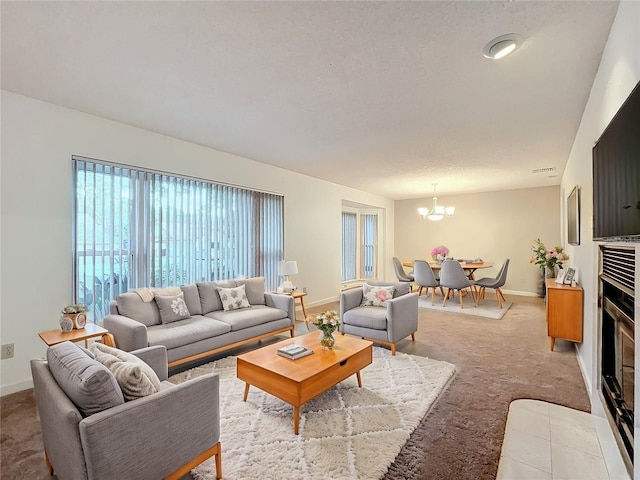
[592,81,640,241]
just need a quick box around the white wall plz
[395,186,561,296]
[560,0,640,473]
[0,91,395,395]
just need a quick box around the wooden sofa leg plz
[45,451,53,476]
[411,333,415,341]
[165,442,221,480]
[391,344,396,356]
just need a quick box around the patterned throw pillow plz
[217,284,251,311]
[89,342,161,401]
[361,283,396,307]
[154,293,191,324]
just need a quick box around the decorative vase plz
[545,266,558,279]
[319,330,336,350]
[59,316,73,333]
[61,313,87,329]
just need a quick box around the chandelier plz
[417,183,455,221]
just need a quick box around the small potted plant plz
[61,304,88,330]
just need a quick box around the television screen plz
[592,82,640,241]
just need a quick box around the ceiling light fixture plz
[418,183,455,221]
[483,33,523,60]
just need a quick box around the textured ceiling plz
[1,1,619,199]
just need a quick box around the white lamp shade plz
[279,260,298,276]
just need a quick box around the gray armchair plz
[340,281,418,355]
[413,260,444,305]
[31,342,221,480]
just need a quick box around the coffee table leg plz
[356,371,362,388]
[243,383,250,401]
[293,406,300,434]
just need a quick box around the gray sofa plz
[104,277,295,368]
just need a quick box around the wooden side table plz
[38,323,114,348]
[290,291,309,328]
[275,291,309,328]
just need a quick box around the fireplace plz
[600,245,636,471]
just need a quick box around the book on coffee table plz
[277,343,313,360]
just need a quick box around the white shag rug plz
[418,293,512,319]
[168,347,456,480]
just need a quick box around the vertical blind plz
[341,212,357,282]
[361,214,377,279]
[73,157,284,322]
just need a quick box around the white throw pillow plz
[216,284,251,311]
[361,284,395,307]
[89,342,162,401]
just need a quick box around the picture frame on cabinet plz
[555,269,566,284]
[564,267,576,285]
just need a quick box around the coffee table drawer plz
[300,345,372,403]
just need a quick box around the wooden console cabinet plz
[546,278,583,351]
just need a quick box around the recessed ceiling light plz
[483,33,523,59]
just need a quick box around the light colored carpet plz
[418,292,512,319]
[168,347,456,480]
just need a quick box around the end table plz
[38,323,114,348]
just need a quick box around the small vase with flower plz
[307,310,341,350]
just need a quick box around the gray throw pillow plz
[47,341,124,416]
[154,293,191,324]
[90,342,162,401]
[236,276,266,305]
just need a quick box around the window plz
[341,206,381,283]
[73,157,284,321]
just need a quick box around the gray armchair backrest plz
[439,259,471,289]
[392,257,413,282]
[413,260,438,287]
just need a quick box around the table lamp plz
[278,260,298,293]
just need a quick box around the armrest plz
[103,314,148,352]
[130,345,168,381]
[80,373,220,480]
[264,292,295,325]
[340,288,363,318]
[386,292,419,341]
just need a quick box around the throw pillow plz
[47,341,124,416]
[154,293,191,324]
[361,283,395,307]
[217,284,251,311]
[89,342,162,401]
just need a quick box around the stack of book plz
[277,343,313,360]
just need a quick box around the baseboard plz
[502,288,538,297]
[1,379,34,397]
[306,296,340,309]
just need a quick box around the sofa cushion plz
[47,341,124,416]
[208,305,288,331]
[180,284,202,315]
[343,306,388,330]
[89,342,161,401]
[361,284,395,307]
[116,292,161,327]
[146,315,231,350]
[197,280,236,314]
[217,284,251,311]
[235,277,266,305]
[155,293,191,324]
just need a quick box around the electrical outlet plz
[1,343,15,359]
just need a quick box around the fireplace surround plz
[600,245,636,473]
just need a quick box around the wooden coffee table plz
[237,331,373,434]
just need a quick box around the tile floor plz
[496,400,630,480]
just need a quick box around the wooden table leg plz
[549,337,555,351]
[356,371,362,388]
[243,383,250,401]
[293,405,300,434]
[300,296,309,329]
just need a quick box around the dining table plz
[403,260,494,280]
